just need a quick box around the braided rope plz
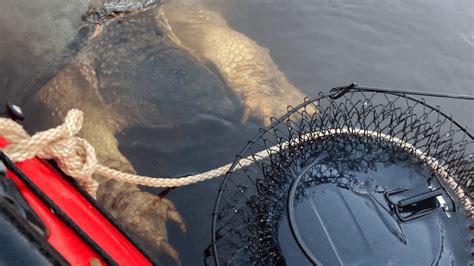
[239,128,472,216]
[0,109,470,217]
[0,109,233,197]
[0,110,99,196]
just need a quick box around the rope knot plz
[0,109,99,197]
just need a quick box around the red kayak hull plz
[0,137,152,265]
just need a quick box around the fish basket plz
[211,86,473,265]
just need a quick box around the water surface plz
[173,1,473,263]
[0,0,472,265]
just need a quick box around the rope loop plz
[0,109,99,196]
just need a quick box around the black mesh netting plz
[211,88,473,265]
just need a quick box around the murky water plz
[171,1,473,264]
[204,0,473,128]
[0,0,472,265]
[0,0,89,102]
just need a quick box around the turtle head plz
[82,0,162,23]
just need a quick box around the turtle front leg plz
[77,93,186,266]
[160,6,313,126]
[203,28,309,126]
[81,123,186,265]
[78,106,186,266]
[95,171,186,265]
[76,87,187,266]
[198,27,317,125]
[33,52,185,265]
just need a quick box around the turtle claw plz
[152,196,187,233]
[96,171,185,264]
[167,207,187,232]
[240,106,253,125]
[240,89,309,127]
[158,240,182,266]
[240,95,282,126]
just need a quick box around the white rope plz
[0,109,470,216]
[0,110,99,196]
[0,109,234,197]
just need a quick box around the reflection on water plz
[0,0,472,265]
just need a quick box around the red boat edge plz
[0,137,155,265]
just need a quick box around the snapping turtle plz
[26,0,309,263]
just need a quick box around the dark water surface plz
[206,0,473,128]
[0,0,473,265]
[0,0,89,102]
[175,1,473,264]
